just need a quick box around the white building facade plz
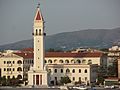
[0,52,23,79]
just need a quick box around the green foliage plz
[107,61,117,76]
[0,76,23,86]
[97,66,107,85]
[60,76,71,85]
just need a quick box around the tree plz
[107,60,117,76]
[60,76,71,85]
[97,66,107,85]
[0,76,23,86]
[0,76,7,86]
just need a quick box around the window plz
[7,68,10,71]
[12,76,15,79]
[44,60,47,63]
[61,69,63,73]
[39,29,41,35]
[85,77,87,81]
[54,59,57,63]
[36,29,38,35]
[71,59,75,63]
[48,69,51,73]
[32,60,34,64]
[65,60,69,64]
[48,59,52,64]
[85,69,87,73]
[79,69,81,73]
[79,77,81,81]
[17,75,22,79]
[88,60,92,64]
[13,68,15,71]
[54,69,57,73]
[59,60,63,63]
[4,61,6,64]
[7,61,11,64]
[4,68,6,71]
[55,77,57,81]
[13,61,15,64]
[66,69,70,73]
[72,69,75,73]
[17,67,22,72]
[82,59,86,64]
[7,76,10,79]
[73,77,75,81]
[76,59,81,64]
[17,60,22,64]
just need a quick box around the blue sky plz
[0,0,120,45]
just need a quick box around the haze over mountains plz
[0,27,120,50]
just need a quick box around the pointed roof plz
[36,10,41,20]
[34,4,43,21]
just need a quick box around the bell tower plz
[28,4,48,86]
[33,4,45,71]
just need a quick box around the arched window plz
[66,69,70,73]
[17,67,22,72]
[44,60,47,63]
[48,69,51,73]
[36,29,38,35]
[48,59,52,64]
[17,75,22,79]
[59,60,63,63]
[88,59,92,64]
[39,29,41,35]
[17,60,22,64]
[54,69,57,73]
[85,69,87,73]
[76,59,81,64]
[61,69,63,73]
[54,59,57,64]
[71,59,75,64]
[65,60,69,64]
[72,69,75,73]
[82,59,86,64]
[79,69,81,73]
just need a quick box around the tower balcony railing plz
[32,33,46,36]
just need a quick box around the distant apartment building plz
[107,45,120,66]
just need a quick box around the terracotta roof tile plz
[14,52,103,59]
[45,52,102,58]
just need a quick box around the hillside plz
[0,28,120,50]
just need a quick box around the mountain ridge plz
[0,27,120,50]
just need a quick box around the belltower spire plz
[33,3,45,71]
[28,3,48,86]
[34,3,43,21]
